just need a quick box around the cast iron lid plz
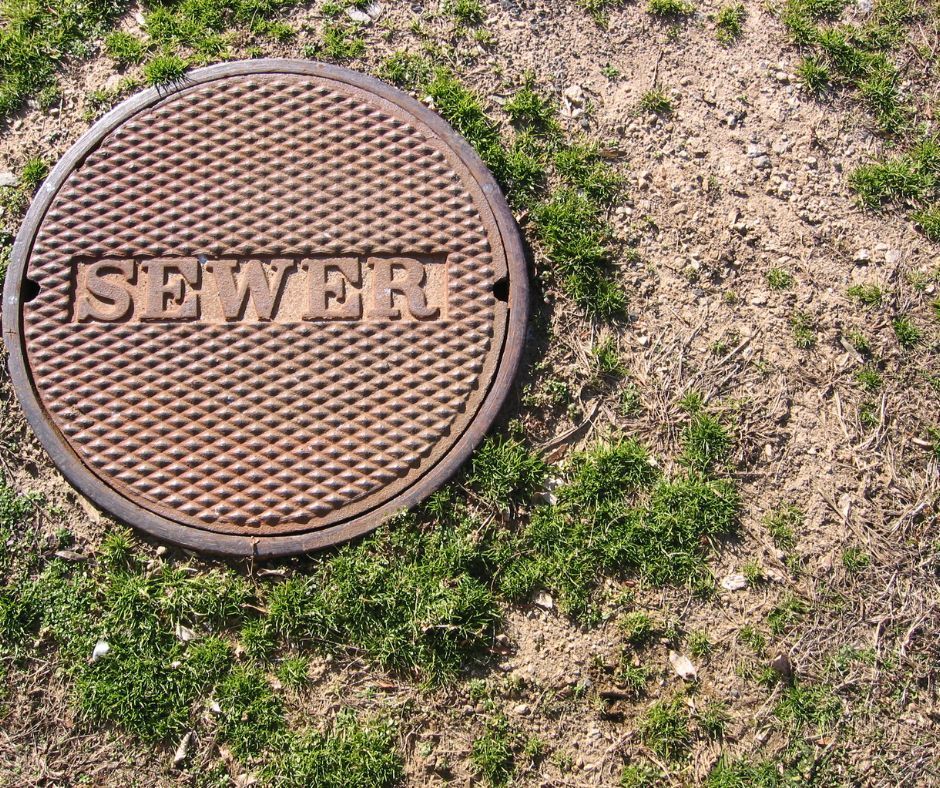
[3,60,527,558]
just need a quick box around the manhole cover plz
[3,60,527,558]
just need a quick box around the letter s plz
[76,259,134,322]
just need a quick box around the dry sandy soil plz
[0,0,937,785]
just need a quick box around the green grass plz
[504,76,558,134]
[765,504,801,550]
[647,0,695,17]
[697,700,730,739]
[616,662,650,694]
[925,426,940,459]
[143,53,188,86]
[321,22,365,59]
[620,611,659,646]
[706,756,784,786]
[240,616,277,662]
[714,3,746,43]
[680,411,732,473]
[593,336,626,377]
[791,311,816,349]
[846,329,872,354]
[781,0,936,234]
[259,712,403,786]
[493,433,738,621]
[688,630,712,658]
[638,88,673,115]
[466,433,548,509]
[859,399,879,428]
[578,0,628,25]
[766,268,794,289]
[554,144,623,204]
[855,366,883,392]
[104,30,146,65]
[892,316,921,348]
[470,716,516,786]
[275,655,310,689]
[841,546,870,573]
[640,696,692,761]
[913,206,940,240]
[737,624,766,654]
[850,136,939,240]
[621,762,667,786]
[17,156,46,191]
[768,594,808,635]
[796,55,831,94]
[215,665,284,758]
[0,0,130,119]
[530,189,627,318]
[742,559,763,585]
[379,56,629,317]
[847,282,884,306]
[269,516,502,683]
[446,0,486,26]
[774,682,842,731]
[850,138,940,207]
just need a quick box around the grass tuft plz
[847,282,884,306]
[470,716,517,786]
[796,55,830,94]
[766,268,794,289]
[0,0,130,119]
[530,189,627,318]
[774,682,842,731]
[647,0,695,17]
[638,88,673,115]
[216,665,284,759]
[495,435,737,620]
[104,30,146,65]
[259,711,403,786]
[912,206,940,240]
[554,143,623,203]
[714,3,746,43]
[639,696,692,761]
[680,411,732,473]
[791,311,816,349]
[892,315,921,348]
[321,22,365,60]
[850,137,939,208]
[593,336,626,378]
[620,611,659,646]
[143,53,188,86]
[504,77,557,134]
[446,0,486,26]
[578,0,628,25]
[764,504,801,550]
[466,433,548,509]
[706,756,783,786]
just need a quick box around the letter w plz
[206,259,293,320]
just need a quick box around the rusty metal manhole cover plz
[3,60,527,558]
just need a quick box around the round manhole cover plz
[3,60,527,558]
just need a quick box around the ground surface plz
[0,0,937,786]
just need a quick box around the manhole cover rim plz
[2,59,528,558]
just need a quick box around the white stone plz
[721,573,748,591]
[346,7,372,23]
[533,590,554,610]
[669,651,697,681]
